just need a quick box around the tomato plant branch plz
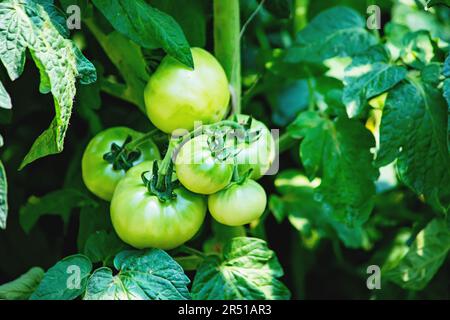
[214,0,241,114]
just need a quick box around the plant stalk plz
[214,0,241,114]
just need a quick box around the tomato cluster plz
[82,48,275,250]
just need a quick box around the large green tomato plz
[175,134,234,195]
[111,161,207,250]
[208,179,267,226]
[230,115,276,180]
[82,127,160,201]
[144,47,230,133]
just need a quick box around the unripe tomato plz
[208,179,267,226]
[231,115,276,180]
[144,47,230,133]
[110,161,207,250]
[82,127,160,201]
[175,134,234,195]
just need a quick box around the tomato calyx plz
[141,161,179,202]
[103,135,142,171]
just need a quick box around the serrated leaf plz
[0,80,12,109]
[30,255,92,300]
[84,249,191,300]
[19,188,97,234]
[192,237,290,300]
[0,160,7,230]
[288,111,377,225]
[285,6,377,64]
[343,45,407,118]
[0,267,45,300]
[385,219,450,290]
[0,0,96,169]
[92,0,193,68]
[376,65,450,211]
[84,231,127,267]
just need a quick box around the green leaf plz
[94,31,150,112]
[30,255,93,300]
[92,0,193,68]
[288,111,377,225]
[285,6,377,63]
[0,267,45,300]
[376,65,450,211]
[84,249,191,300]
[0,0,97,169]
[84,231,127,267]
[151,0,206,47]
[77,202,113,251]
[270,170,370,249]
[19,189,97,234]
[0,160,7,229]
[385,219,450,291]
[192,237,290,300]
[343,45,407,117]
[400,31,434,69]
[0,80,11,109]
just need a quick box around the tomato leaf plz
[375,64,450,211]
[84,249,191,300]
[400,31,434,69]
[19,189,98,234]
[288,111,377,225]
[0,267,45,300]
[285,6,377,63]
[0,80,11,109]
[343,45,407,118]
[0,159,7,230]
[83,231,128,267]
[92,0,194,68]
[30,255,93,300]
[270,170,371,249]
[0,0,96,169]
[384,219,450,291]
[192,237,291,300]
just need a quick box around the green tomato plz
[82,127,160,201]
[144,47,230,133]
[111,161,207,250]
[230,115,276,180]
[175,134,234,195]
[208,179,267,226]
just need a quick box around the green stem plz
[156,139,177,190]
[293,0,309,35]
[214,0,241,114]
[126,129,160,149]
[178,245,206,258]
[278,132,297,153]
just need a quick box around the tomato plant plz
[0,0,449,302]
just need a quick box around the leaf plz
[0,160,7,229]
[77,202,113,251]
[92,0,193,68]
[400,31,434,69]
[150,0,206,47]
[30,255,92,300]
[0,80,11,109]
[19,189,97,234]
[95,31,150,112]
[385,219,450,291]
[0,267,45,300]
[288,111,377,225]
[84,249,191,300]
[192,237,290,300]
[270,170,370,249]
[84,231,127,267]
[375,64,450,211]
[0,0,97,169]
[285,6,377,64]
[343,45,407,118]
